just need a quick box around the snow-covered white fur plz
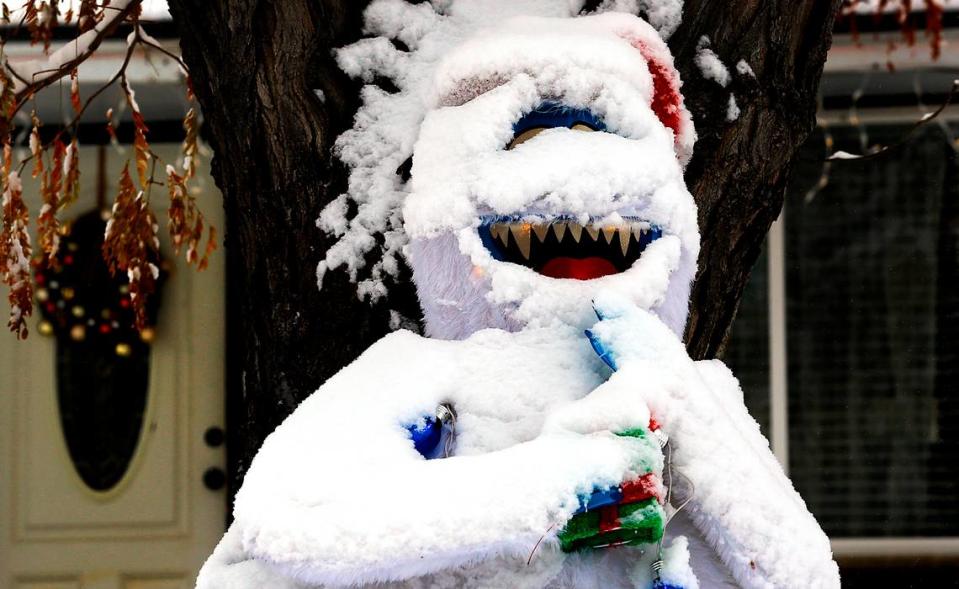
[196,326,838,588]
[199,327,729,588]
[198,7,840,589]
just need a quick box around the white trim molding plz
[833,537,959,559]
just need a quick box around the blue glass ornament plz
[406,417,442,457]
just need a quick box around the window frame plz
[763,105,959,558]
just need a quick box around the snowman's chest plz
[438,330,609,456]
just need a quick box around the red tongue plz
[539,257,618,280]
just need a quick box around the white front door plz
[0,144,226,589]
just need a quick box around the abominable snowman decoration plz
[199,2,841,588]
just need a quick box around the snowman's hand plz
[585,291,690,372]
[542,361,667,554]
[556,426,668,553]
[582,297,839,588]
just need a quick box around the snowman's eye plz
[506,103,605,150]
[506,122,598,150]
[506,127,546,150]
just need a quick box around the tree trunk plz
[166,0,400,503]
[668,0,842,359]
[166,0,841,505]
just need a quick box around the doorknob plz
[204,426,225,447]
[203,467,226,491]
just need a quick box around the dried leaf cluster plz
[841,0,945,61]
[0,0,217,337]
[167,107,214,271]
[13,1,102,48]
[0,146,32,338]
[102,164,158,328]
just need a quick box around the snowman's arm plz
[622,361,839,589]
[196,522,304,589]
[587,293,840,589]
[224,330,651,587]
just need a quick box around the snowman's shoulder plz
[692,358,743,404]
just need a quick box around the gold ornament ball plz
[139,327,156,343]
[71,305,85,318]
[115,343,132,357]
[70,325,86,341]
[62,287,75,300]
[36,288,49,302]
[38,321,54,336]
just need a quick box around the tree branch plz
[826,79,959,162]
[12,30,139,173]
[6,0,142,111]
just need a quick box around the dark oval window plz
[35,210,165,492]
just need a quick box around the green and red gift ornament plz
[558,419,667,553]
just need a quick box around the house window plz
[725,120,959,544]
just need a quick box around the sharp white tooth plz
[510,224,532,259]
[632,225,645,240]
[532,224,550,243]
[586,225,601,241]
[602,226,617,244]
[553,222,568,241]
[491,224,508,247]
[568,223,583,243]
[619,228,631,256]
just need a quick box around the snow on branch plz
[6,0,143,109]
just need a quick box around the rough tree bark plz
[167,0,841,502]
[166,0,396,498]
[669,0,843,359]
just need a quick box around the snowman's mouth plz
[478,217,662,281]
